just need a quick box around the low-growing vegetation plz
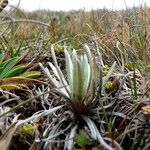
[0,1,150,150]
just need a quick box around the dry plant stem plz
[0,11,13,36]
[17,105,63,126]
[0,89,19,99]
[142,143,150,150]
[0,97,19,106]
[116,126,141,141]
[104,137,122,150]
[0,19,50,27]
[114,71,134,101]
[116,112,141,144]
[0,89,56,118]
[0,23,11,36]
[131,124,138,150]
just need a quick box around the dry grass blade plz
[0,122,18,150]
[65,125,78,150]
[0,0,8,12]
[0,89,56,118]
[0,77,45,85]
[17,105,64,126]
[0,84,21,90]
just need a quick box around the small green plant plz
[104,79,119,95]
[104,81,114,93]
[102,65,109,76]
[75,130,92,148]
[53,44,64,53]
[20,123,35,135]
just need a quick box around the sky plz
[8,0,150,11]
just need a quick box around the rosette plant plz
[39,45,118,150]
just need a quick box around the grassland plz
[0,5,150,150]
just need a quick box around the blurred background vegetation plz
[1,6,150,67]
